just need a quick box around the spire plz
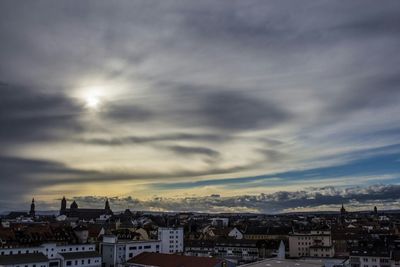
[29,198,35,217]
[340,203,346,214]
[105,198,111,210]
[105,198,112,215]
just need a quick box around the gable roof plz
[127,252,222,267]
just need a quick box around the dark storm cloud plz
[166,145,220,158]
[0,156,88,203]
[101,103,153,122]
[329,9,400,38]
[0,82,83,144]
[0,154,258,200]
[258,149,287,162]
[332,73,400,114]
[199,91,290,131]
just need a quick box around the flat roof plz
[59,251,101,260]
[239,258,324,267]
[0,253,49,265]
[128,252,221,267]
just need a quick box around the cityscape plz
[1,1,400,267]
[1,198,400,267]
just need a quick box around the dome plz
[70,200,78,209]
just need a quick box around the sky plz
[0,0,400,213]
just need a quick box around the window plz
[88,260,91,264]
[66,261,72,266]
[144,246,151,249]
[75,260,78,265]
[81,260,84,264]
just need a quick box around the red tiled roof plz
[128,252,222,267]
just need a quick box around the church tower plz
[339,203,346,225]
[60,196,67,215]
[340,203,346,215]
[105,198,112,214]
[29,198,35,217]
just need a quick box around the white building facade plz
[349,250,391,267]
[100,235,161,267]
[0,243,98,267]
[289,230,334,258]
[157,227,184,254]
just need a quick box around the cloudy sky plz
[1,0,400,213]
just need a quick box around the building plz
[126,252,235,267]
[100,235,161,267]
[59,252,101,267]
[228,228,244,240]
[157,227,183,254]
[185,239,260,264]
[59,198,113,220]
[0,243,97,267]
[349,249,391,267]
[243,227,269,240]
[238,258,324,267]
[0,253,49,267]
[289,230,334,258]
[210,218,229,228]
[243,226,289,241]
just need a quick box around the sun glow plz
[83,89,103,110]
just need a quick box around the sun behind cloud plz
[83,88,104,110]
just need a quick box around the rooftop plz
[0,253,49,265]
[127,252,222,267]
[239,258,324,267]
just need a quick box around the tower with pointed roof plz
[29,198,35,217]
[105,198,112,214]
[340,203,346,215]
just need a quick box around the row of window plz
[128,245,159,250]
[60,247,94,252]
[362,258,389,263]
[66,258,100,266]
[15,265,46,267]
